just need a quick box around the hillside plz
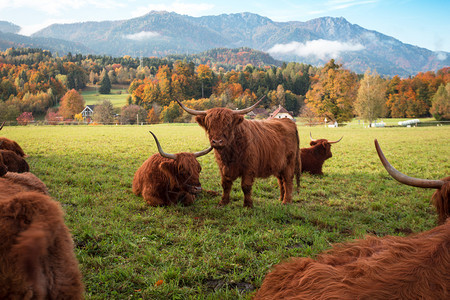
[2,11,447,77]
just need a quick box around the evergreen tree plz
[99,70,111,94]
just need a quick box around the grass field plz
[3,124,449,299]
[82,88,130,108]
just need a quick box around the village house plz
[80,105,97,123]
[268,105,294,120]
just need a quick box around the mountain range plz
[1,12,449,77]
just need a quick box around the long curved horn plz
[310,132,317,142]
[149,131,177,160]
[233,95,266,115]
[176,100,207,116]
[374,139,444,189]
[328,136,343,144]
[193,146,213,158]
[0,121,4,130]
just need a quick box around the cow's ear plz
[195,115,207,129]
[233,114,244,126]
[159,161,176,182]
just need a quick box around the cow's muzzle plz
[211,139,224,149]
[186,185,202,194]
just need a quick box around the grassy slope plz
[4,124,449,299]
[81,89,129,108]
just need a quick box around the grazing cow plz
[177,97,301,208]
[133,131,212,206]
[375,139,450,224]
[0,172,84,299]
[254,219,450,300]
[0,122,27,157]
[0,149,30,173]
[301,134,342,175]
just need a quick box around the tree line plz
[0,48,449,125]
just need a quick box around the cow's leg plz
[281,168,294,204]
[241,175,255,208]
[218,177,233,206]
[277,176,285,202]
[142,188,165,206]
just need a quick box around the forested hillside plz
[0,48,449,125]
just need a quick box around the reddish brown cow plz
[375,139,449,224]
[0,149,30,173]
[254,219,450,300]
[0,122,27,157]
[301,134,342,175]
[133,131,212,206]
[177,97,301,208]
[0,174,84,299]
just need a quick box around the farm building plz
[268,105,294,120]
[81,105,97,122]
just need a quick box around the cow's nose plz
[211,139,223,147]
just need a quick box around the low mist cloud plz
[268,39,365,60]
[436,52,447,61]
[124,31,160,41]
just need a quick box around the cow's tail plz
[295,128,301,193]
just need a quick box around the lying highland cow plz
[133,131,212,206]
[0,149,30,173]
[254,219,450,299]
[177,97,300,208]
[0,173,84,299]
[375,139,449,224]
[301,133,342,175]
[0,122,26,157]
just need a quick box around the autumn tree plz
[58,89,85,119]
[93,100,115,124]
[354,69,387,126]
[120,104,147,124]
[305,59,358,123]
[430,83,450,120]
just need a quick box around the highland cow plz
[254,219,450,300]
[301,134,342,175]
[0,149,30,173]
[0,172,84,299]
[177,97,301,208]
[0,122,27,157]
[375,139,449,224]
[132,131,212,206]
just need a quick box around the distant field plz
[81,88,130,108]
[3,124,449,299]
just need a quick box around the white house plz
[80,105,97,122]
[268,105,294,120]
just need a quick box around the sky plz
[0,0,449,53]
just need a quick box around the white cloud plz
[436,52,447,61]
[268,39,365,60]
[132,0,214,18]
[124,31,161,41]
[19,18,77,36]
[0,0,124,15]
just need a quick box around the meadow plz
[82,87,130,108]
[4,123,449,299]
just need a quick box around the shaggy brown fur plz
[254,219,450,300]
[194,109,300,208]
[0,149,30,173]
[0,138,26,157]
[0,192,84,299]
[133,153,205,206]
[0,172,49,198]
[433,176,450,225]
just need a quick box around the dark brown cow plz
[0,149,30,173]
[254,219,450,300]
[177,97,301,208]
[133,131,212,206]
[0,121,27,157]
[0,174,84,299]
[301,134,342,175]
[375,139,449,224]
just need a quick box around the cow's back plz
[132,154,169,196]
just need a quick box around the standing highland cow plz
[133,131,212,206]
[177,97,301,208]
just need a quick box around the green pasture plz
[4,124,449,299]
[81,88,130,108]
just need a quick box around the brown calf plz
[0,149,30,173]
[300,134,342,175]
[0,121,27,157]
